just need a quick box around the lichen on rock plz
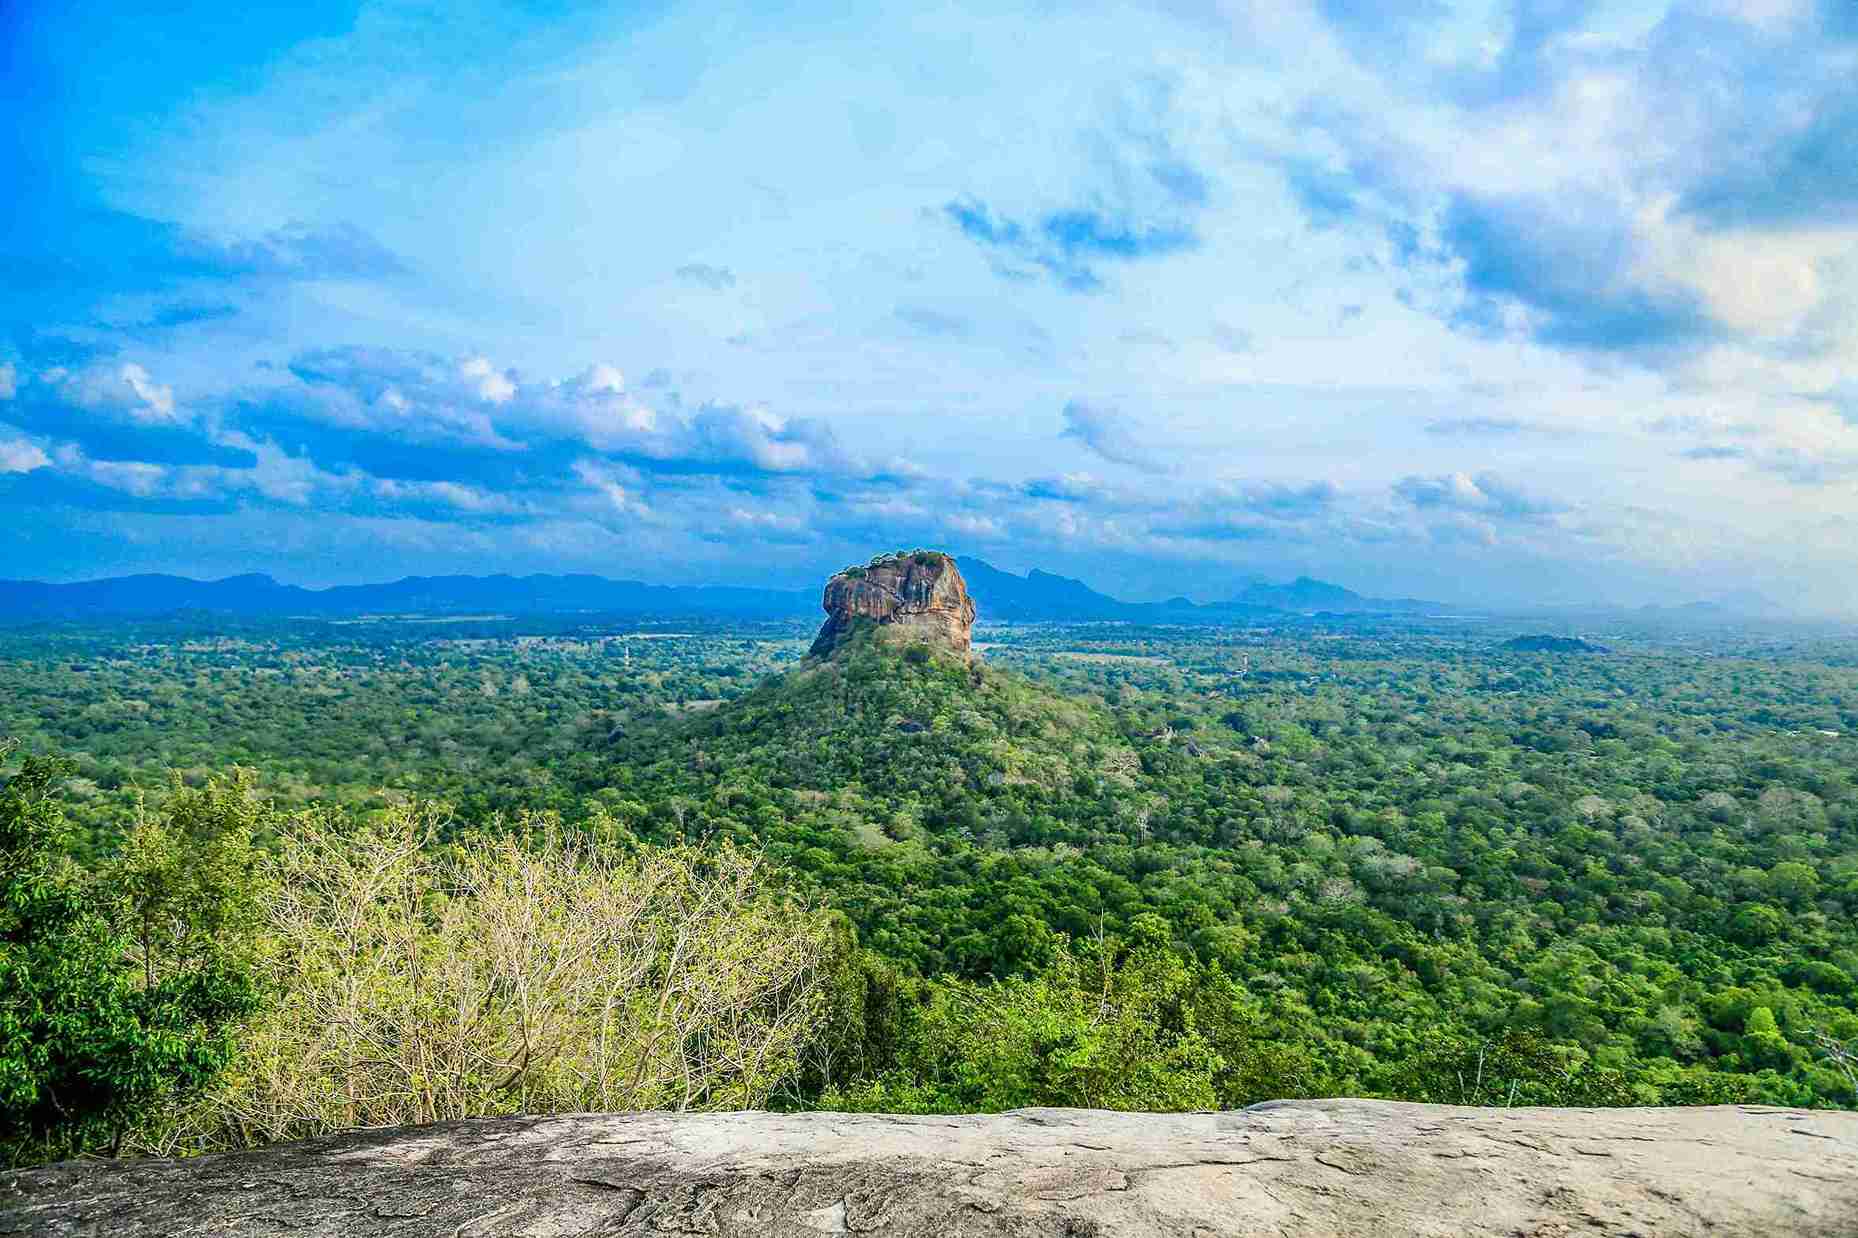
[807,549,976,660]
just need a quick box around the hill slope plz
[609,638,1142,971]
[600,631,1858,1109]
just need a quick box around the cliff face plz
[807,551,976,660]
[9,1101,1856,1237]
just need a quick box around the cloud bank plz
[4,0,1857,610]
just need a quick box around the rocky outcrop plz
[807,551,976,660]
[8,1101,1856,1237]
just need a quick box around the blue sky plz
[4,0,1858,609]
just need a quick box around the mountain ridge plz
[0,560,1775,626]
[5,559,1426,625]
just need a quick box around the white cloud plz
[947,512,1005,538]
[726,506,804,531]
[243,442,353,505]
[0,435,48,474]
[0,363,16,400]
[23,0,1858,610]
[86,458,170,497]
[1630,198,1851,339]
[583,363,626,394]
[372,477,517,513]
[460,356,516,404]
[572,458,647,516]
[533,366,660,445]
[40,361,187,425]
[119,363,178,423]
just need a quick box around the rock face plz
[8,1101,1856,1237]
[807,551,976,660]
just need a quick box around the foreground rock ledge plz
[7,1101,1857,1237]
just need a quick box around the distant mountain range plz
[0,559,1447,626]
[955,561,1440,621]
[0,573,815,624]
[0,559,1787,627]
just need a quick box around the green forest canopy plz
[3,612,1857,1162]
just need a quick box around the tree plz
[821,931,1249,1114]
[156,807,835,1152]
[1386,1031,1636,1108]
[0,746,260,1163]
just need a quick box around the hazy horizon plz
[6,2,1858,611]
[0,553,1799,619]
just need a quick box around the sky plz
[3,0,1857,610]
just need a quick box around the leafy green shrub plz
[818,927,1303,1113]
[0,747,262,1165]
[1382,1031,1636,1108]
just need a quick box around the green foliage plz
[5,607,1858,1145]
[1383,1032,1636,1108]
[822,934,1236,1113]
[0,746,262,1164]
[145,809,833,1154]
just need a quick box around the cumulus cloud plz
[82,457,170,498]
[1156,481,1343,544]
[1394,471,1562,520]
[281,349,524,450]
[13,1,1858,607]
[18,361,188,426]
[273,347,858,477]
[37,435,355,507]
[0,435,49,474]
[946,512,1005,539]
[119,364,178,422]
[371,477,517,514]
[1290,0,1858,383]
[459,356,516,404]
[1440,193,1716,355]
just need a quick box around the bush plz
[144,806,834,1153]
[821,935,1245,1114]
[1383,1031,1636,1108]
[1,749,263,1165]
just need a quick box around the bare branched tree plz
[1814,1031,1858,1101]
[139,806,830,1154]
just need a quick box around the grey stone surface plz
[6,1100,1857,1236]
